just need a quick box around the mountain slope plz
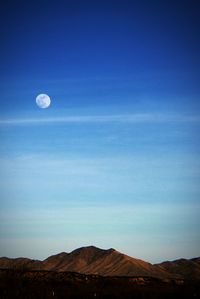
[0,257,43,270]
[0,246,199,279]
[156,257,200,280]
[43,246,108,271]
[43,246,168,277]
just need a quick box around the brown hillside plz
[0,246,199,279]
[156,257,200,279]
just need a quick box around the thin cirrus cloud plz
[0,113,199,125]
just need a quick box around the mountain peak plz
[71,245,114,253]
[107,248,116,253]
[1,247,199,279]
[70,246,117,259]
[71,245,102,253]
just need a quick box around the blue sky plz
[0,0,200,263]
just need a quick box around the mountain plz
[0,246,199,279]
[0,256,43,270]
[43,246,167,277]
[156,257,200,280]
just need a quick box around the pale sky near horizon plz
[0,0,200,263]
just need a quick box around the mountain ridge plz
[0,246,199,279]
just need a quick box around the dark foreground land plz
[0,269,200,299]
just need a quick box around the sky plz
[0,0,200,263]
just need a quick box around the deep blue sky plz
[0,0,200,262]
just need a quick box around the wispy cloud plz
[0,113,199,125]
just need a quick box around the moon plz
[36,94,51,108]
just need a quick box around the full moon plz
[36,94,51,108]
